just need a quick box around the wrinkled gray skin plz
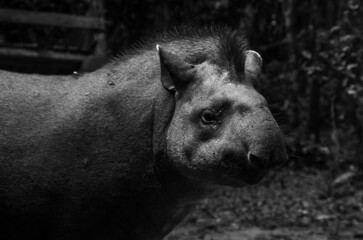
[0,29,287,240]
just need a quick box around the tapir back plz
[0,71,63,139]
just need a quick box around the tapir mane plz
[108,25,249,75]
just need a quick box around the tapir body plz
[0,26,287,240]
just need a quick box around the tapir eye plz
[201,110,219,125]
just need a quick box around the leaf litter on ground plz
[166,167,363,240]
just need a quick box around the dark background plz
[0,1,362,239]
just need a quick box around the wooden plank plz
[0,47,87,61]
[0,8,105,30]
[0,42,92,54]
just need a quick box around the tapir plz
[0,26,287,240]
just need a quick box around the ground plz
[165,167,363,240]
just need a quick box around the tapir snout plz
[220,108,288,185]
[245,109,288,170]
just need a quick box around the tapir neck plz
[153,155,214,204]
[151,86,214,205]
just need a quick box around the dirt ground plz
[165,168,363,240]
[166,226,351,240]
[166,225,363,240]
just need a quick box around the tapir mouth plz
[219,160,268,187]
[179,150,285,187]
[219,152,271,186]
[239,151,288,185]
[218,164,267,187]
[240,164,268,185]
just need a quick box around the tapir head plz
[157,44,288,187]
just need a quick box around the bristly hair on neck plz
[110,24,249,75]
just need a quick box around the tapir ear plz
[156,44,195,92]
[244,50,263,79]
